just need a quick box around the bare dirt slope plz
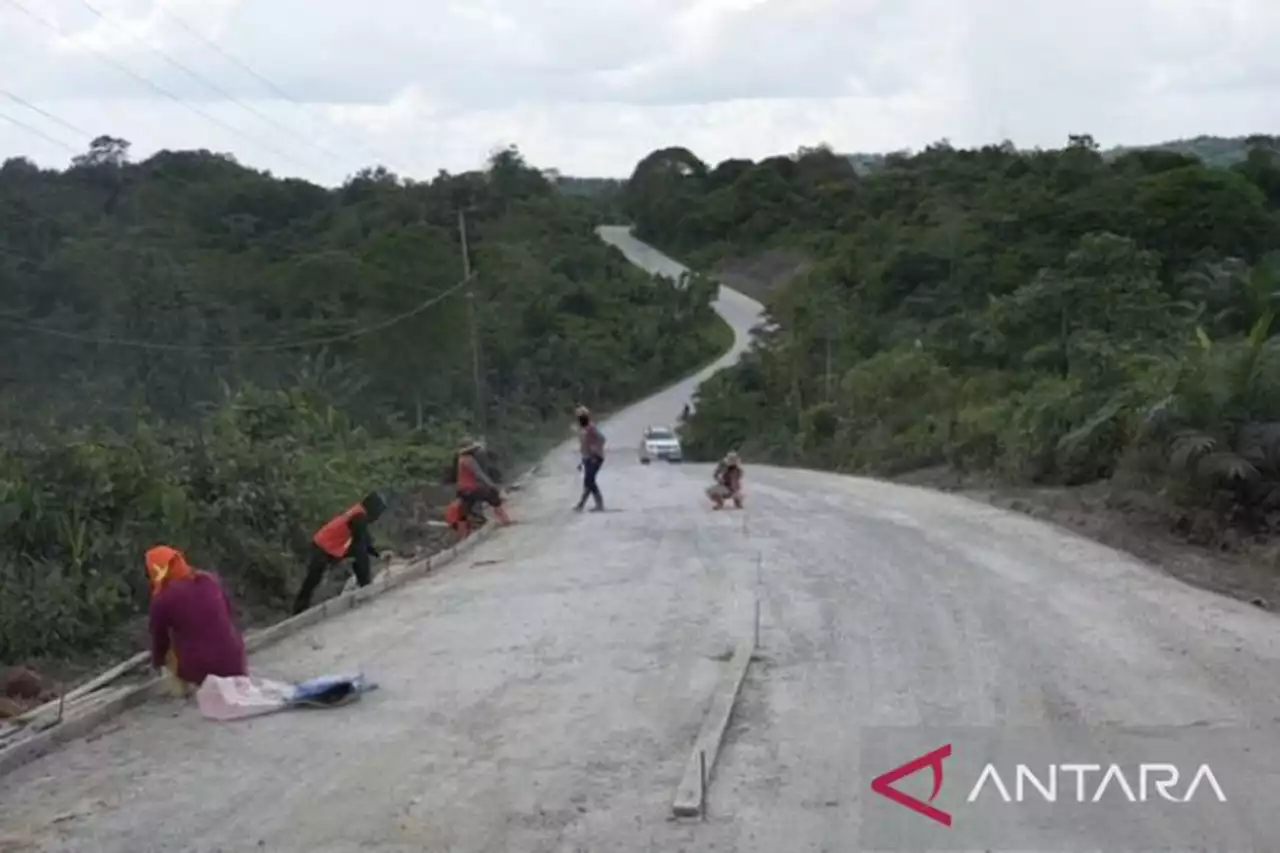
[1,230,1278,852]
[713,249,811,304]
[897,466,1280,612]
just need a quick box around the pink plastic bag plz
[195,674,295,721]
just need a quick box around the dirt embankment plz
[896,466,1280,613]
[713,250,812,304]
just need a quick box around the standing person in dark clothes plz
[573,405,607,512]
[292,491,386,615]
[145,545,247,694]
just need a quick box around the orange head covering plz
[144,545,194,596]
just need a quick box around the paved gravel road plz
[2,228,1278,852]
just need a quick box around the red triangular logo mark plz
[870,743,953,827]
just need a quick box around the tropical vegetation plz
[624,134,1280,543]
[0,138,725,666]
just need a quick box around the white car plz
[639,425,683,464]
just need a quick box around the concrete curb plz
[0,462,542,780]
[671,630,757,818]
[0,683,159,777]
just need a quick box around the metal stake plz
[754,597,760,649]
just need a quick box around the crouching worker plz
[707,451,745,510]
[454,438,511,538]
[292,491,387,615]
[145,545,247,696]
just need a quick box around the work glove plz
[159,668,189,698]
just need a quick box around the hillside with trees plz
[836,135,1260,177]
[0,137,727,670]
[1104,135,1262,168]
[623,134,1280,579]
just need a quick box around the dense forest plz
[1103,135,1260,169]
[624,134,1280,540]
[839,134,1260,176]
[0,136,726,667]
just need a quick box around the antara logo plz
[870,744,953,827]
[870,743,1227,827]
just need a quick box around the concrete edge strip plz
[0,463,542,780]
[671,631,757,818]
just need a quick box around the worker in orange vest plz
[292,491,387,614]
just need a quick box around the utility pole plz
[824,335,832,402]
[822,289,838,403]
[459,208,484,430]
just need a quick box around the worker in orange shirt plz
[292,491,387,615]
[452,438,511,538]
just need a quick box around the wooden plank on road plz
[672,632,756,818]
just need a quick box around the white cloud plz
[0,0,1276,184]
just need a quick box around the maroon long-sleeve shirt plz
[149,571,248,685]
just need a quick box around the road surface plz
[1,228,1278,852]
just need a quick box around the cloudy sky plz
[0,0,1276,185]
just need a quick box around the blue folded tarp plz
[286,673,377,708]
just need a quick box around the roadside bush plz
[0,386,452,662]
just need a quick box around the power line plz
[0,0,318,173]
[0,108,79,153]
[0,274,475,352]
[151,3,404,174]
[0,88,93,141]
[72,0,342,172]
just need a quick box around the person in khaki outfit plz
[707,451,744,509]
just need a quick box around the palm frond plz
[1169,430,1216,472]
[1057,396,1128,454]
[1196,451,1259,482]
[1237,421,1280,470]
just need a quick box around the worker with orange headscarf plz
[145,545,247,692]
[292,490,387,614]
